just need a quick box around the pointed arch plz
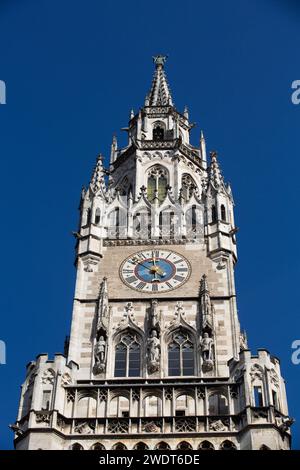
[114,328,142,378]
[221,204,226,222]
[91,443,105,450]
[198,441,214,451]
[220,440,237,450]
[147,165,168,203]
[155,441,171,450]
[152,121,166,141]
[177,441,193,450]
[134,442,149,450]
[166,327,195,377]
[181,173,197,201]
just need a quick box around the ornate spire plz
[90,154,106,195]
[97,277,109,333]
[148,55,173,106]
[208,151,225,190]
[200,274,214,331]
[200,130,207,163]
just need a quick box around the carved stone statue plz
[147,330,160,373]
[150,299,160,330]
[200,332,213,361]
[94,336,106,372]
[239,331,248,351]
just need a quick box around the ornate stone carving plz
[239,331,248,351]
[209,419,229,432]
[66,389,75,403]
[250,364,263,382]
[200,332,214,372]
[147,330,160,373]
[197,388,205,400]
[132,390,140,402]
[61,373,72,386]
[99,389,108,402]
[35,412,50,425]
[199,275,214,331]
[269,369,279,387]
[142,421,161,433]
[275,415,295,434]
[175,418,196,432]
[94,336,107,374]
[74,421,95,434]
[41,369,55,385]
[108,419,129,434]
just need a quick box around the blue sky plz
[0,0,299,449]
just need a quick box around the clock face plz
[120,249,191,293]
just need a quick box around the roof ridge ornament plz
[152,55,168,68]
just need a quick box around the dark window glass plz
[254,386,263,407]
[211,205,217,223]
[168,331,194,376]
[153,126,164,141]
[221,204,226,222]
[114,333,141,378]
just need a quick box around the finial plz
[153,55,168,68]
[130,109,134,119]
[184,105,189,119]
[210,150,218,160]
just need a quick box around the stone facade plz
[13,56,293,450]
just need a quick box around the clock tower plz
[13,56,293,450]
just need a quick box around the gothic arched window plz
[221,204,226,222]
[208,392,229,415]
[198,441,215,451]
[168,330,195,376]
[155,442,171,450]
[153,123,164,141]
[181,174,196,201]
[112,442,127,450]
[91,443,105,450]
[177,441,193,450]
[95,208,101,225]
[134,442,149,450]
[159,210,175,239]
[71,443,84,450]
[220,440,237,451]
[211,205,217,223]
[114,332,141,378]
[147,165,168,203]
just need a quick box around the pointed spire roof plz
[90,154,107,195]
[200,274,210,295]
[208,151,225,190]
[148,55,173,106]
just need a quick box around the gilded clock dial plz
[120,249,191,292]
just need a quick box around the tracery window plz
[147,165,168,203]
[153,123,165,141]
[114,332,141,377]
[181,174,196,200]
[168,330,195,376]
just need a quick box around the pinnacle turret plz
[90,154,106,195]
[208,151,225,190]
[148,55,173,106]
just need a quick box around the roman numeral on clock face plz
[136,281,146,290]
[174,275,184,282]
[126,275,138,284]
[152,283,158,292]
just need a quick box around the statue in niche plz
[94,335,106,373]
[200,332,214,372]
[147,330,160,373]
